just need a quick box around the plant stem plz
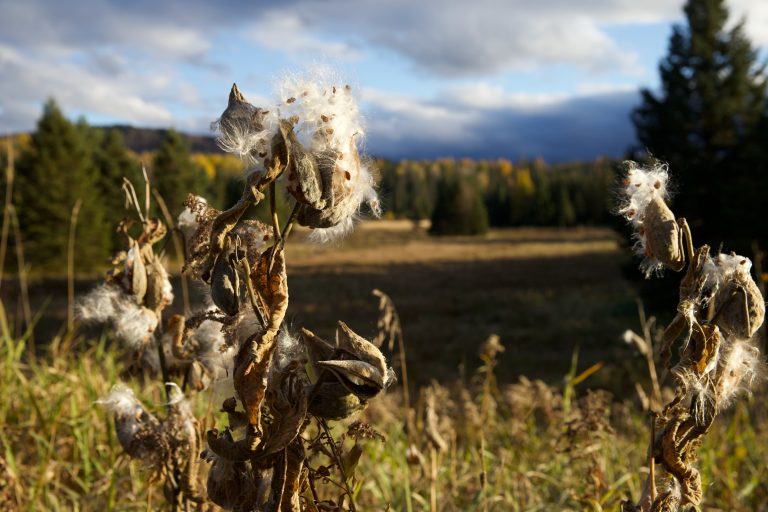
[0,138,15,290]
[318,419,357,512]
[153,190,191,316]
[67,199,82,333]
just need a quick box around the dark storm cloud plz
[364,90,638,162]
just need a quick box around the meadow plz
[1,221,766,511]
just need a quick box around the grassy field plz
[285,222,639,388]
[1,222,766,510]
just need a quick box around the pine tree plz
[152,129,207,216]
[429,173,488,236]
[16,100,110,273]
[530,169,555,226]
[94,129,142,250]
[556,184,577,227]
[632,0,767,246]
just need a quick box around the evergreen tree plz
[555,184,577,227]
[16,100,110,272]
[94,129,142,248]
[152,129,207,216]
[531,169,555,226]
[632,0,767,246]
[405,162,433,221]
[429,173,488,236]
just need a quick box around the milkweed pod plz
[300,327,334,379]
[713,279,765,339]
[215,84,272,164]
[203,450,257,510]
[97,385,160,459]
[691,323,722,376]
[307,381,366,420]
[336,321,389,382]
[145,259,172,312]
[210,242,240,316]
[709,254,765,338]
[280,122,330,210]
[643,195,684,272]
[316,359,384,399]
[126,245,147,304]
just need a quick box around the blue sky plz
[0,0,766,162]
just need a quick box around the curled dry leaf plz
[234,244,289,434]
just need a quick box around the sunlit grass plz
[2,332,764,511]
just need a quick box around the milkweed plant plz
[618,161,765,511]
[78,70,392,511]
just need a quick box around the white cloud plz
[252,0,678,76]
[247,12,363,60]
[0,44,177,130]
[730,0,768,46]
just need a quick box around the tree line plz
[378,157,617,235]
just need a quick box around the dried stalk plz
[66,199,82,333]
[0,138,15,290]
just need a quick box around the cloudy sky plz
[0,0,766,162]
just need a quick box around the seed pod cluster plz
[90,75,391,511]
[78,210,172,358]
[212,72,381,243]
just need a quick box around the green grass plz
[1,333,766,511]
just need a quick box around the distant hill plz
[104,125,222,154]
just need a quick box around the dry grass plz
[3,221,765,510]
[1,332,766,511]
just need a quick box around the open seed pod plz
[316,359,385,400]
[98,385,161,461]
[145,258,173,312]
[307,381,366,420]
[202,449,258,510]
[125,245,147,304]
[305,321,391,399]
[273,119,335,212]
[642,195,685,272]
[690,322,722,376]
[296,143,373,230]
[215,84,272,164]
[331,320,392,393]
[709,255,765,339]
[259,363,309,456]
[210,238,242,316]
[300,325,385,420]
